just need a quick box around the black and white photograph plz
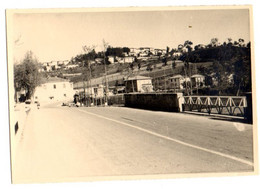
[6,5,257,184]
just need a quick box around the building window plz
[64,94,66,97]
[53,84,56,89]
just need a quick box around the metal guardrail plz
[183,96,247,117]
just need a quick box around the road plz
[12,103,254,183]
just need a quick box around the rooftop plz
[40,77,70,84]
[191,74,205,78]
[169,74,184,79]
[125,75,151,81]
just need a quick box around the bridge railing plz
[182,96,247,117]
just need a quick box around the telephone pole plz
[82,44,96,106]
[103,40,109,106]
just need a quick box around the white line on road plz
[77,108,254,167]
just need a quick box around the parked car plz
[24,99,40,110]
[24,99,31,110]
[62,101,78,107]
[34,100,40,109]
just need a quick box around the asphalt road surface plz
[12,103,254,183]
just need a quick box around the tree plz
[138,62,141,70]
[162,57,167,66]
[172,60,176,69]
[166,46,170,55]
[179,40,193,94]
[106,47,124,57]
[82,45,97,105]
[212,60,230,94]
[194,45,200,51]
[146,63,153,71]
[210,38,219,47]
[130,63,134,71]
[238,38,245,47]
[227,38,233,47]
[169,48,177,57]
[178,44,184,53]
[14,51,41,99]
[51,65,56,71]
[122,47,130,54]
[233,43,251,95]
[184,40,193,53]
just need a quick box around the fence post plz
[244,92,252,123]
[177,93,184,112]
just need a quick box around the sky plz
[11,8,250,63]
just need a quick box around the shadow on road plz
[182,111,251,124]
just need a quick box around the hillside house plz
[116,57,124,64]
[95,58,104,64]
[65,64,79,70]
[33,77,75,103]
[125,76,153,93]
[124,56,135,63]
[108,56,115,64]
[63,60,70,65]
[169,75,191,89]
[130,48,141,54]
[191,74,205,88]
[129,52,137,57]
[115,56,135,64]
[173,52,182,57]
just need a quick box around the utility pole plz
[82,45,96,106]
[189,62,193,95]
[89,62,93,106]
[164,66,167,91]
[103,39,109,106]
[82,59,87,106]
[83,78,86,106]
[153,71,156,91]
[184,63,189,95]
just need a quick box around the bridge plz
[182,95,252,121]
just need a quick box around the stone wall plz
[124,93,183,112]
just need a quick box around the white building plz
[65,64,79,70]
[173,52,182,57]
[116,57,124,64]
[142,47,150,53]
[130,48,141,54]
[33,77,75,103]
[108,56,115,64]
[227,74,234,84]
[129,52,137,57]
[49,61,58,69]
[150,48,156,55]
[93,85,106,98]
[95,58,104,64]
[63,60,70,65]
[169,75,191,89]
[122,52,128,57]
[139,52,148,57]
[124,56,135,63]
[125,76,153,93]
[191,74,205,88]
[115,56,135,64]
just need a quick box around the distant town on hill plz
[14,38,251,101]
